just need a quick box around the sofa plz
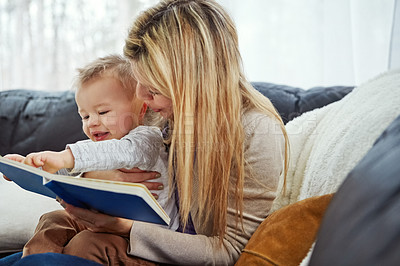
[0,69,399,265]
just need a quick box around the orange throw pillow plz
[236,194,334,266]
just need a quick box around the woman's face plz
[135,82,173,119]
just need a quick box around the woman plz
[120,0,288,264]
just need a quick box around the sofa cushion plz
[235,194,333,266]
[0,90,87,156]
[309,114,400,266]
[0,177,62,254]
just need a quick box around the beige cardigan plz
[128,110,285,265]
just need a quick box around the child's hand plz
[23,150,75,174]
[3,154,26,180]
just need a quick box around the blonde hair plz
[124,0,289,241]
[74,54,136,98]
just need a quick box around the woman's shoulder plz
[242,109,282,138]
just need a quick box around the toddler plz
[21,54,179,256]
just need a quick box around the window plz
[1,0,397,91]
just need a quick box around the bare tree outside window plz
[0,0,396,91]
[0,0,157,91]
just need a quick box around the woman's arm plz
[83,168,163,191]
[127,112,286,265]
[61,201,133,237]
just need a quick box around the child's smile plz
[91,131,111,142]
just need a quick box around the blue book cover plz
[0,156,170,226]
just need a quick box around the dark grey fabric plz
[252,82,353,124]
[309,114,400,266]
[0,90,86,156]
[0,83,353,156]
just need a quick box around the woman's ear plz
[139,102,148,122]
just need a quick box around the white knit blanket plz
[272,69,400,212]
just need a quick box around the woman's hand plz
[2,154,26,181]
[61,201,133,237]
[83,168,164,198]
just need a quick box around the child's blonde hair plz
[74,54,136,98]
[124,0,289,241]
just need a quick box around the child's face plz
[135,82,173,119]
[76,75,145,142]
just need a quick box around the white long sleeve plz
[67,126,164,173]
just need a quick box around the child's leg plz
[23,210,87,257]
[63,230,157,265]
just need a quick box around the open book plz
[0,156,170,226]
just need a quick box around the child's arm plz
[67,126,163,173]
[23,150,75,174]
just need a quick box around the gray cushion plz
[0,90,86,156]
[309,114,400,266]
